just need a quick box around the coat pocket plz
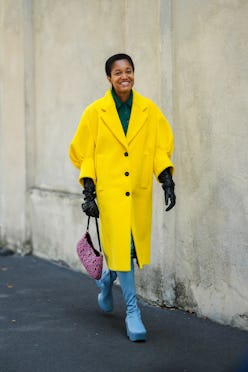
[95,155,105,191]
[140,153,153,189]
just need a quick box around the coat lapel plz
[100,90,148,148]
[100,90,128,148]
[126,90,148,145]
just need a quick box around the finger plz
[92,206,99,218]
[166,202,173,212]
[165,196,176,212]
[165,192,169,205]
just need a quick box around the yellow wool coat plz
[69,89,174,271]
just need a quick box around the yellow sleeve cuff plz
[78,158,96,186]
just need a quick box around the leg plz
[95,270,117,312]
[117,258,147,341]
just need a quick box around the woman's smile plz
[107,59,134,101]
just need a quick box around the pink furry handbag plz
[76,217,103,280]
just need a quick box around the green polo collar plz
[111,89,133,109]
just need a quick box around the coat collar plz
[100,89,148,148]
[111,88,133,110]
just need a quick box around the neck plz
[113,89,131,103]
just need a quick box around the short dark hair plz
[105,53,135,77]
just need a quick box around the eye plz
[113,71,121,76]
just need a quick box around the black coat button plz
[125,192,130,196]
[125,172,129,176]
[124,152,128,156]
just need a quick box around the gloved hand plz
[158,168,176,212]
[82,178,99,218]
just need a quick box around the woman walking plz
[69,53,176,341]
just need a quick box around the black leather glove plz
[158,168,176,212]
[82,178,99,218]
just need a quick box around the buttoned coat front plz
[69,89,174,271]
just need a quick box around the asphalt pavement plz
[0,252,248,372]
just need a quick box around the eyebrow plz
[113,68,132,73]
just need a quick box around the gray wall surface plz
[0,0,247,330]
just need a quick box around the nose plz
[121,71,129,79]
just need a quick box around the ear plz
[107,76,112,84]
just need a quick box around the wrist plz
[158,168,174,186]
[83,177,95,193]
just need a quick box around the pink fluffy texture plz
[76,232,103,280]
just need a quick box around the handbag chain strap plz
[86,216,102,252]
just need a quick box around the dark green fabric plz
[111,89,133,135]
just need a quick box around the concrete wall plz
[0,0,30,253]
[0,0,247,330]
[171,0,248,330]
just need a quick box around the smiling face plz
[107,59,134,102]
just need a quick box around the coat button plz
[124,172,129,176]
[125,192,130,196]
[124,152,128,156]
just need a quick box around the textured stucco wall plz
[0,0,30,252]
[171,0,248,329]
[0,0,247,330]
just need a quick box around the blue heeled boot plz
[117,260,147,341]
[96,270,117,312]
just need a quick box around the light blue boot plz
[96,270,117,312]
[117,260,147,341]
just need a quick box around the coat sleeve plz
[69,107,96,186]
[153,106,175,179]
